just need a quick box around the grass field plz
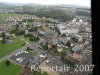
[24,37,30,41]
[0,13,23,18]
[0,39,24,58]
[0,60,22,75]
[0,13,23,22]
[64,47,70,51]
[27,49,37,56]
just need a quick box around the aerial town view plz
[0,0,93,75]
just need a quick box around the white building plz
[57,24,79,35]
[25,30,28,34]
[86,27,91,32]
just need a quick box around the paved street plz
[0,41,92,75]
[0,42,29,62]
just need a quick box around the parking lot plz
[10,50,36,65]
[10,50,46,66]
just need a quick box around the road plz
[29,42,92,75]
[64,54,92,75]
[29,42,65,75]
[8,58,24,67]
[0,41,92,75]
[30,42,63,64]
[0,42,29,62]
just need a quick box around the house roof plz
[52,38,62,45]
[72,45,84,52]
[71,52,82,61]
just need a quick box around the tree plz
[22,41,25,46]
[33,69,48,75]
[2,32,5,38]
[10,29,16,34]
[63,57,77,67]
[27,19,33,22]
[71,37,78,43]
[66,41,71,47]
[33,36,40,43]
[33,37,37,42]
[16,30,25,35]
[1,39,5,44]
[42,44,48,50]
[1,32,6,44]
[16,24,19,28]
[60,51,66,61]
[33,27,38,32]
[27,47,30,50]
[88,72,92,75]
[29,37,34,42]
[62,34,66,37]
[24,34,29,38]
[27,25,30,29]
[36,36,40,42]
[24,34,32,38]
[5,60,10,66]
[15,24,19,31]
[28,28,34,32]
